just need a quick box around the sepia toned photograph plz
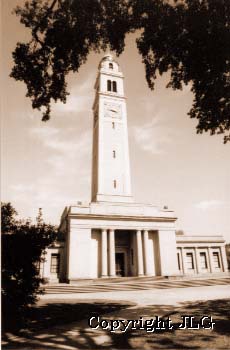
[1,0,230,349]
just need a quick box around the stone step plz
[68,275,165,284]
[42,276,230,294]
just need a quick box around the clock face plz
[104,102,121,118]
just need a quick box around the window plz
[107,80,117,92]
[213,252,221,269]
[112,81,117,92]
[107,80,112,91]
[200,252,208,269]
[50,253,60,274]
[109,63,113,69]
[113,150,116,158]
[113,180,117,188]
[186,252,194,269]
[177,252,181,270]
[112,122,115,129]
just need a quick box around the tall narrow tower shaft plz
[91,54,133,203]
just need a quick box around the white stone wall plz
[176,236,228,275]
[67,225,92,280]
[146,231,157,276]
[157,230,179,276]
[91,230,101,278]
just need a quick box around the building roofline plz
[176,235,225,243]
[68,213,177,222]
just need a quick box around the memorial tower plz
[91,54,133,203]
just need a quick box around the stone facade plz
[176,235,228,275]
[40,54,228,283]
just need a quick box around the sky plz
[1,0,230,241]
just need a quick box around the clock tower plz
[91,54,133,203]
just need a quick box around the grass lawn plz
[2,296,230,349]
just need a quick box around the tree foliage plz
[1,202,57,330]
[11,0,230,142]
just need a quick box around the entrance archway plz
[115,252,125,276]
[114,230,136,277]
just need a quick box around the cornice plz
[176,239,225,244]
[99,70,124,79]
[68,213,177,223]
[98,91,126,99]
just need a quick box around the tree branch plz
[32,0,59,44]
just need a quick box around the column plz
[101,229,108,277]
[194,247,200,274]
[181,247,186,274]
[41,249,50,281]
[178,248,184,274]
[207,247,213,273]
[220,246,228,272]
[136,230,144,276]
[109,229,116,277]
[40,251,45,279]
[143,230,151,275]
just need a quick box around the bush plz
[1,203,57,331]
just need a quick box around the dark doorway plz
[115,253,125,276]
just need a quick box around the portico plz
[97,228,149,278]
[62,200,179,282]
